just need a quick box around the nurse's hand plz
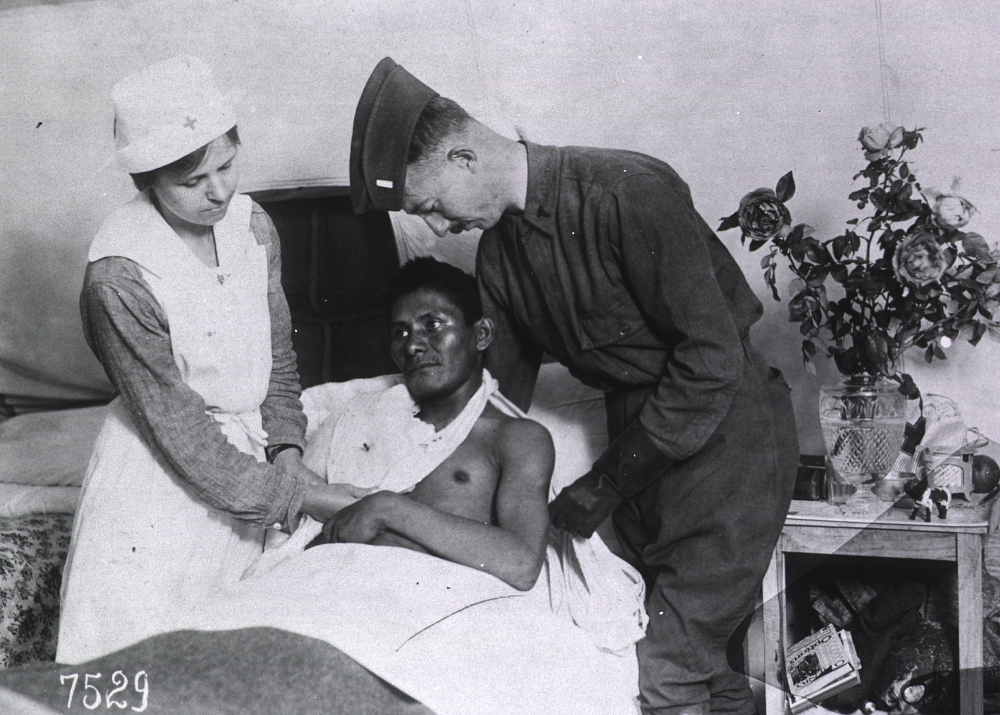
[301,483,377,523]
[272,448,325,486]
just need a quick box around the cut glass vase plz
[819,375,907,503]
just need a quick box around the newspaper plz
[785,625,861,713]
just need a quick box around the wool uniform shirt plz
[478,142,764,465]
[80,202,307,530]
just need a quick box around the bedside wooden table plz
[753,496,1000,715]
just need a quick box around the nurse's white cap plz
[113,55,239,174]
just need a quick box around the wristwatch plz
[264,443,304,464]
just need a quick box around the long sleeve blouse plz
[80,202,307,530]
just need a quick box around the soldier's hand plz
[549,470,624,538]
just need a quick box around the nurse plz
[57,56,364,664]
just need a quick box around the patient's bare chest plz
[408,438,500,524]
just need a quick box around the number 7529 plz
[59,671,148,711]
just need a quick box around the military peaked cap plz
[350,57,439,213]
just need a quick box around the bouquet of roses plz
[718,123,999,397]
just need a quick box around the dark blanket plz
[0,627,435,715]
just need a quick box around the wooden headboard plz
[250,187,401,389]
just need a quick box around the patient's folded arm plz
[301,483,376,523]
[308,516,427,554]
[370,530,429,553]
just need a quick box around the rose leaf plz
[775,171,796,202]
[897,373,920,399]
[717,212,741,232]
[963,232,994,263]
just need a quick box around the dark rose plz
[738,188,791,242]
[893,230,949,287]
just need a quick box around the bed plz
[0,406,104,668]
[0,187,636,713]
[0,365,631,715]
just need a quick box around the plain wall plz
[3,0,1000,450]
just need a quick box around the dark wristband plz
[265,443,304,464]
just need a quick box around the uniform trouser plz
[607,346,798,715]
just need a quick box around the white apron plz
[56,193,272,664]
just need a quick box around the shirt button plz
[272,522,282,531]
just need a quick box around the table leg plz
[745,595,766,715]
[956,533,983,715]
[762,539,787,715]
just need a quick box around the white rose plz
[932,194,977,231]
[858,123,905,161]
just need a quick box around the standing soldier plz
[349,57,798,715]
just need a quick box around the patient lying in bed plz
[0,258,645,715]
[218,258,644,713]
[301,260,555,591]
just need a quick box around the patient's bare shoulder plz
[492,411,555,492]
[472,405,554,473]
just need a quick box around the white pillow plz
[0,405,108,486]
[527,364,630,562]
[0,484,79,517]
[527,363,608,500]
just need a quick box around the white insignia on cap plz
[376,179,394,189]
